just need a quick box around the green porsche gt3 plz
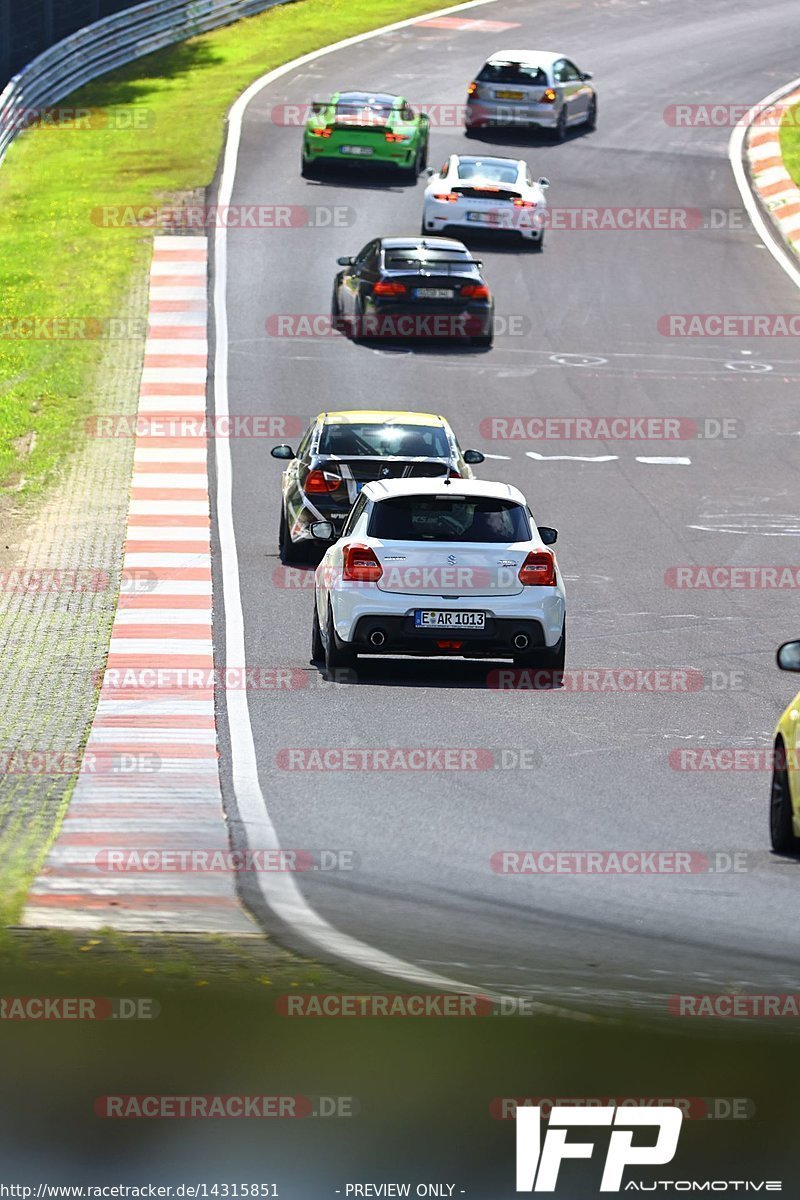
[301,91,430,180]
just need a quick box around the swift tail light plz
[343,544,383,583]
[373,281,408,297]
[519,551,556,587]
[305,469,341,494]
[310,126,332,137]
[541,88,557,104]
[448,469,462,479]
[460,283,490,300]
[433,193,459,202]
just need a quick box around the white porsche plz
[422,154,550,247]
[310,477,566,675]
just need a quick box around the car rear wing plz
[383,256,484,272]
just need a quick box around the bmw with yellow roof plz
[301,91,430,180]
[271,411,485,563]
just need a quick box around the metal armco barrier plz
[0,0,296,163]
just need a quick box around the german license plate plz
[496,90,524,100]
[468,211,503,224]
[415,610,486,629]
[414,287,453,299]
[341,145,373,155]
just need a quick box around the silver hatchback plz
[465,49,596,141]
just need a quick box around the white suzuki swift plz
[310,478,566,675]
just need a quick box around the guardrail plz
[0,0,296,164]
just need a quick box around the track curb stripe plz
[22,236,255,934]
[744,88,800,258]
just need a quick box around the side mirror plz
[580,71,593,81]
[337,256,354,266]
[537,176,550,189]
[425,167,435,177]
[462,449,484,465]
[309,520,335,542]
[777,640,800,672]
[311,101,324,114]
[538,526,558,546]
[271,444,295,460]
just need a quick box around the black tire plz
[770,741,800,853]
[301,155,318,179]
[279,504,304,564]
[404,146,422,183]
[518,621,566,678]
[464,124,478,138]
[331,284,346,333]
[527,230,545,252]
[324,604,357,676]
[311,603,324,662]
[472,332,493,348]
[350,297,365,343]
[420,134,429,171]
[553,108,568,142]
[585,95,597,131]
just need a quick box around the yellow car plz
[771,640,800,852]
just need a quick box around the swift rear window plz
[368,496,530,542]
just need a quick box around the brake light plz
[436,641,463,650]
[448,469,462,479]
[460,283,490,299]
[385,131,408,142]
[343,544,383,583]
[541,88,557,103]
[519,551,556,587]
[373,281,407,296]
[433,192,459,202]
[467,82,479,97]
[513,198,535,208]
[310,126,332,137]
[474,185,500,193]
[305,469,341,494]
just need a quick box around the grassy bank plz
[780,100,800,188]
[0,0,456,495]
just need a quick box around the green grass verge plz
[780,101,800,188]
[0,0,457,496]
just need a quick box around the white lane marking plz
[210,0,575,1002]
[481,452,511,460]
[636,456,691,465]
[729,78,800,290]
[526,451,618,462]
